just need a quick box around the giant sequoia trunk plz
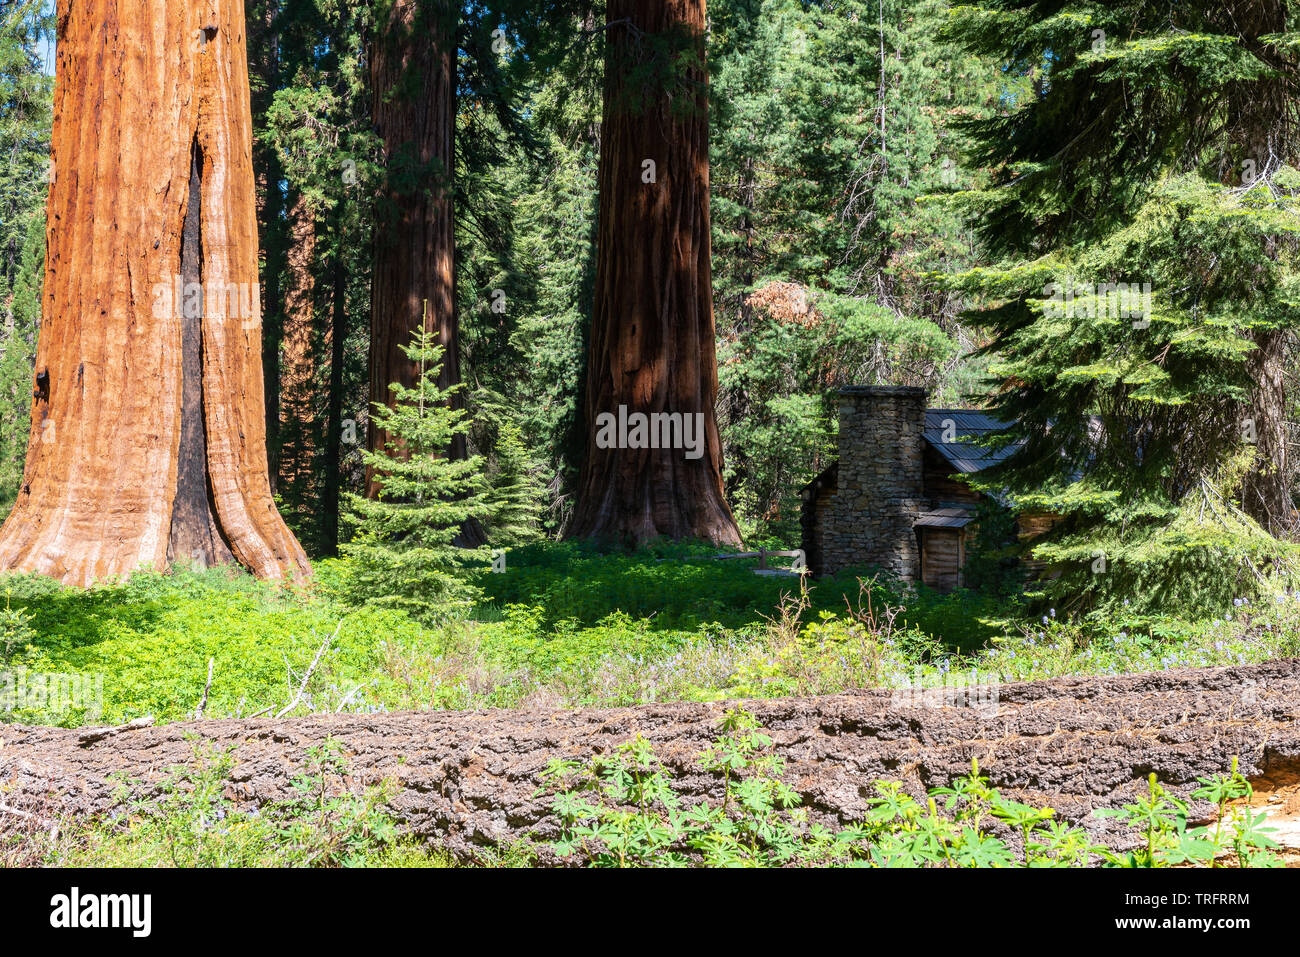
[4,662,1300,862]
[0,0,310,586]
[568,0,741,545]
[367,0,484,546]
[248,0,284,491]
[368,1,465,479]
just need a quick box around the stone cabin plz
[800,385,1049,590]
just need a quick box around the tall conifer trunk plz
[277,191,319,501]
[367,0,463,480]
[248,0,284,490]
[322,204,348,555]
[367,0,484,545]
[0,0,310,586]
[1232,0,1295,532]
[568,0,741,545]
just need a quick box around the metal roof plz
[914,507,977,529]
[923,409,1021,474]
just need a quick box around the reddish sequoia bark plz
[277,192,319,500]
[3,662,1299,862]
[367,0,465,482]
[0,0,310,586]
[568,0,741,546]
[248,0,285,491]
[322,205,348,554]
[367,0,484,546]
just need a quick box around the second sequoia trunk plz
[0,0,309,586]
[367,1,465,480]
[367,0,484,546]
[569,0,741,545]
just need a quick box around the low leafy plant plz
[0,589,36,665]
[541,708,854,866]
[1095,761,1283,868]
[45,736,418,868]
[539,710,1285,868]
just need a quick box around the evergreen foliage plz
[0,0,50,507]
[945,0,1300,614]
[341,328,489,618]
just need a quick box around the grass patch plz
[2,543,1298,726]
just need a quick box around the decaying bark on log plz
[2,662,1299,862]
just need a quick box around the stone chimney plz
[821,385,927,579]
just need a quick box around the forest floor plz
[4,661,1300,866]
[3,543,1300,866]
[3,541,1296,726]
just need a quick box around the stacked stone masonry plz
[820,386,928,579]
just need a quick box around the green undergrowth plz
[539,710,1283,868]
[6,713,1281,869]
[2,542,1298,728]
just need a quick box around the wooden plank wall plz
[920,528,964,591]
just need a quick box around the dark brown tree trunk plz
[367,0,485,547]
[322,204,348,555]
[0,0,310,586]
[1244,329,1292,531]
[1229,1,1296,534]
[568,0,741,546]
[367,0,463,480]
[4,662,1300,863]
[721,154,757,500]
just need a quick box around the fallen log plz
[2,660,1299,862]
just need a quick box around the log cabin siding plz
[922,444,983,507]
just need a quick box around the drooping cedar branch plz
[0,0,309,585]
[569,0,741,546]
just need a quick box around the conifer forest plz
[2,0,1300,906]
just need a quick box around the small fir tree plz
[472,389,549,545]
[341,328,489,618]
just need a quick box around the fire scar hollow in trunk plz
[0,0,309,587]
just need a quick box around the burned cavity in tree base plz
[167,139,235,571]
